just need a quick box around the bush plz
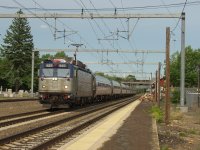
[171,88,180,104]
[150,105,163,123]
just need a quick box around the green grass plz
[150,105,163,123]
[188,129,197,135]
[161,145,169,150]
[179,132,187,137]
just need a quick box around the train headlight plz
[53,78,58,81]
[64,85,68,89]
[42,85,46,88]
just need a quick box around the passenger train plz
[39,59,136,108]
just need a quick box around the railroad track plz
[0,96,139,150]
[0,109,65,128]
[0,109,48,121]
[0,98,38,103]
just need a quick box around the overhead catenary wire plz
[107,0,139,72]
[171,0,188,32]
[159,0,180,47]
[88,0,136,71]
[74,0,116,71]
[31,0,95,50]
[73,0,110,63]
[77,0,132,73]
[12,0,74,44]
[13,0,105,69]
[4,0,178,79]
[107,0,139,56]
[32,0,104,64]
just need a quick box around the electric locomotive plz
[39,59,94,108]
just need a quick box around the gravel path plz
[0,100,45,117]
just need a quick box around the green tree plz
[0,10,35,92]
[170,51,181,87]
[170,46,200,87]
[40,51,71,62]
[40,53,54,61]
[0,58,9,89]
[124,75,136,82]
[94,72,136,83]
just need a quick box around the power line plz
[107,0,141,72]
[104,0,136,71]
[33,0,109,65]
[12,0,56,38]
[31,0,94,49]
[172,0,188,32]
[33,48,166,53]
[73,0,109,62]
[86,0,134,72]
[13,0,105,68]
[80,0,119,71]
[32,0,104,64]
[85,61,159,65]
[74,0,117,72]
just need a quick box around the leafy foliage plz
[150,105,163,123]
[0,58,10,89]
[95,72,136,82]
[169,46,200,87]
[0,10,36,92]
[40,51,71,62]
[171,88,180,104]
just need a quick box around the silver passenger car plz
[112,80,121,96]
[95,75,112,99]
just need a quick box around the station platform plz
[59,99,160,150]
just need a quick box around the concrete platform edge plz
[58,100,141,150]
[152,119,160,150]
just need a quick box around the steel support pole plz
[180,12,185,106]
[31,51,34,97]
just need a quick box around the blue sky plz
[0,0,199,80]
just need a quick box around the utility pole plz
[150,72,153,93]
[31,51,34,97]
[157,62,161,107]
[198,64,200,107]
[155,70,158,103]
[165,27,170,124]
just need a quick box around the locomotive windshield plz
[56,69,70,77]
[40,68,70,78]
[42,68,54,77]
[40,61,71,78]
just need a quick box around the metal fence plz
[185,88,200,109]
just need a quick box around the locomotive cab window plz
[41,68,54,77]
[57,69,70,78]
[40,62,70,78]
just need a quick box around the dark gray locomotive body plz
[39,59,135,108]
